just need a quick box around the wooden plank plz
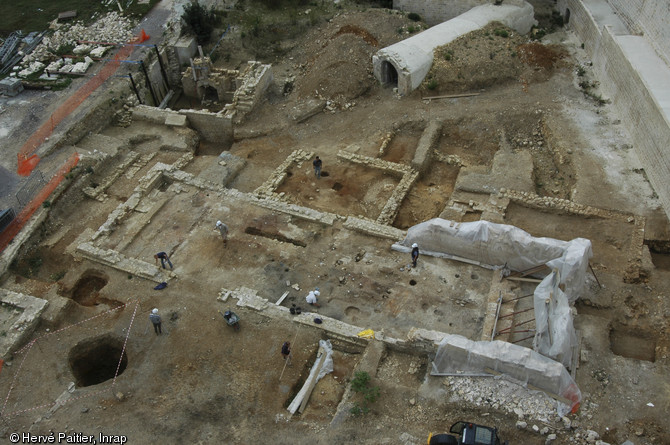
[275,291,289,306]
[423,93,480,100]
[505,276,543,283]
[570,330,582,379]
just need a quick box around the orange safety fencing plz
[0,153,79,253]
[17,30,149,177]
[3,30,150,252]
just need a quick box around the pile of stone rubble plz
[14,12,136,78]
[445,376,616,445]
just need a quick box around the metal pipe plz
[501,293,534,304]
[153,45,169,88]
[496,317,536,334]
[128,73,142,104]
[140,60,157,105]
[490,291,503,341]
[511,335,535,344]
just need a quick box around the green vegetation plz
[494,28,509,38]
[12,255,43,278]
[407,12,421,22]
[349,371,380,416]
[426,78,438,90]
[209,0,337,59]
[578,79,610,106]
[443,49,454,61]
[50,271,66,282]
[181,2,219,45]
[0,0,160,37]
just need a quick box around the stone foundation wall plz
[180,109,233,145]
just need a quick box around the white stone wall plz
[606,0,670,66]
[595,28,670,219]
[558,0,670,219]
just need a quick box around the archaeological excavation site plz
[0,0,668,444]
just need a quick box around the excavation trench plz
[245,227,306,247]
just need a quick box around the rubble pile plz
[19,12,136,69]
[445,376,616,445]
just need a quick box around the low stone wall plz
[179,109,234,146]
[411,120,441,173]
[0,290,49,359]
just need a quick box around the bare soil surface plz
[1,3,669,445]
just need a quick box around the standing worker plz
[149,308,162,335]
[313,156,322,179]
[154,251,173,269]
[411,243,419,268]
[216,220,229,247]
[306,288,321,307]
[281,341,292,366]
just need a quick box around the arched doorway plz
[381,60,398,88]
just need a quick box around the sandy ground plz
[0,2,669,445]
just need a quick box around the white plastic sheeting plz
[534,270,577,369]
[431,334,581,415]
[287,340,334,414]
[398,218,593,302]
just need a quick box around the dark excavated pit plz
[609,324,657,362]
[245,227,306,247]
[69,335,128,387]
[71,270,109,306]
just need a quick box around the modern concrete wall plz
[373,1,535,95]
[606,0,670,66]
[557,0,670,219]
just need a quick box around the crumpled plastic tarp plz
[287,339,333,414]
[534,270,578,369]
[398,218,593,302]
[431,334,581,415]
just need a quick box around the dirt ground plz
[1,2,669,445]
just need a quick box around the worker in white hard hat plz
[149,308,162,335]
[306,288,321,307]
[411,243,419,268]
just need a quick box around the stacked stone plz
[250,195,337,226]
[377,170,419,226]
[343,216,406,241]
[499,189,613,218]
[254,149,313,198]
[21,12,135,66]
[378,131,395,157]
[337,150,411,176]
[227,61,273,121]
[432,150,463,166]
